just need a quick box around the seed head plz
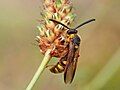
[37,0,76,57]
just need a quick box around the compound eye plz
[74,30,77,33]
[67,30,71,34]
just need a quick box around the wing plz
[64,41,79,84]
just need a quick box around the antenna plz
[49,18,95,30]
[49,19,70,29]
[74,19,95,29]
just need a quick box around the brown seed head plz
[37,0,76,58]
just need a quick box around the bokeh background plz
[0,0,120,90]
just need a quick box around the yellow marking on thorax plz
[70,34,75,38]
[66,34,74,42]
[75,46,79,49]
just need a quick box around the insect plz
[48,18,95,84]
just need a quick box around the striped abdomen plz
[50,60,67,73]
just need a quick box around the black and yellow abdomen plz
[50,60,67,73]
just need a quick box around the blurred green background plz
[0,0,120,90]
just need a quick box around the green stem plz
[26,49,52,90]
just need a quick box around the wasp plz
[48,18,95,84]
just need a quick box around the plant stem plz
[26,49,52,90]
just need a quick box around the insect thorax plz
[72,35,81,46]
